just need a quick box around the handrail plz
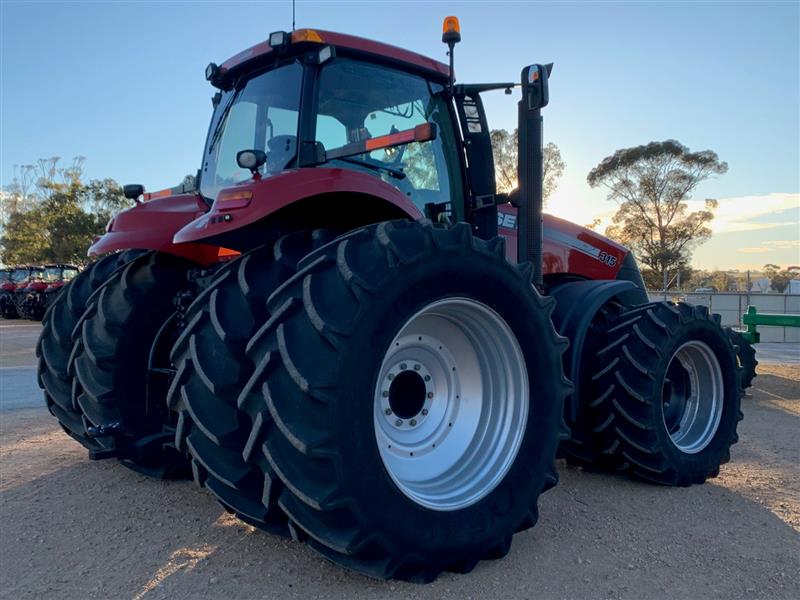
[741,305,800,343]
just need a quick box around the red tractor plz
[0,268,12,316]
[17,264,81,320]
[1,266,42,318]
[38,20,750,581]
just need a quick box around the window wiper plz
[207,89,241,152]
[335,156,406,180]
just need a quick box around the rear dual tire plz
[167,231,333,531]
[37,250,145,448]
[727,328,757,390]
[181,220,570,581]
[68,252,194,477]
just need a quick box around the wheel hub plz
[380,361,435,429]
[373,298,528,512]
[661,340,724,454]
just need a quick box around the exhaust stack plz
[517,63,552,288]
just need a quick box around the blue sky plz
[2,0,798,270]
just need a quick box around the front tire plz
[239,221,570,581]
[589,302,743,486]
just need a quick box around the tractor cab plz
[198,29,463,223]
[190,25,560,269]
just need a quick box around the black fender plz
[550,279,641,423]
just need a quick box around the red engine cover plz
[498,204,628,280]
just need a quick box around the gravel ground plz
[1,323,798,600]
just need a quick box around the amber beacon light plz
[442,16,461,43]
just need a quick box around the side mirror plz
[237,149,267,176]
[123,184,144,202]
[521,63,552,111]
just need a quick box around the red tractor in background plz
[17,264,81,320]
[1,266,43,318]
[0,268,12,316]
[38,19,751,582]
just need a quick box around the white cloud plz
[688,192,799,234]
[739,247,771,253]
[547,186,799,238]
[768,239,800,249]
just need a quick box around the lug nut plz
[424,375,431,381]
[400,363,407,370]
[384,408,392,415]
[388,373,394,380]
[395,419,403,426]
[410,419,417,426]
[427,392,434,399]
[414,364,420,371]
[421,409,428,416]
[382,390,389,397]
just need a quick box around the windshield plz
[43,267,62,282]
[200,61,303,202]
[11,269,30,283]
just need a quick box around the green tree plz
[588,140,727,288]
[763,264,800,293]
[0,208,47,265]
[1,157,130,266]
[490,129,565,202]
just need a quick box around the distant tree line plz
[762,264,800,293]
[5,143,792,294]
[0,157,131,266]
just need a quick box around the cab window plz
[315,59,461,214]
[200,61,303,202]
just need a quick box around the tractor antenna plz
[292,0,296,31]
[441,16,461,92]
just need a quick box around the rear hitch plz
[86,421,123,438]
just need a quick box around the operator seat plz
[266,135,297,173]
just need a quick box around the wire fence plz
[646,291,800,343]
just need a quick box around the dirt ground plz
[1,323,798,600]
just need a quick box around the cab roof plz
[219,28,450,82]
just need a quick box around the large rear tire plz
[167,231,332,532]
[37,250,145,448]
[235,221,570,581]
[589,302,743,486]
[70,251,194,477]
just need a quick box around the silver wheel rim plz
[661,340,724,454]
[373,297,529,511]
